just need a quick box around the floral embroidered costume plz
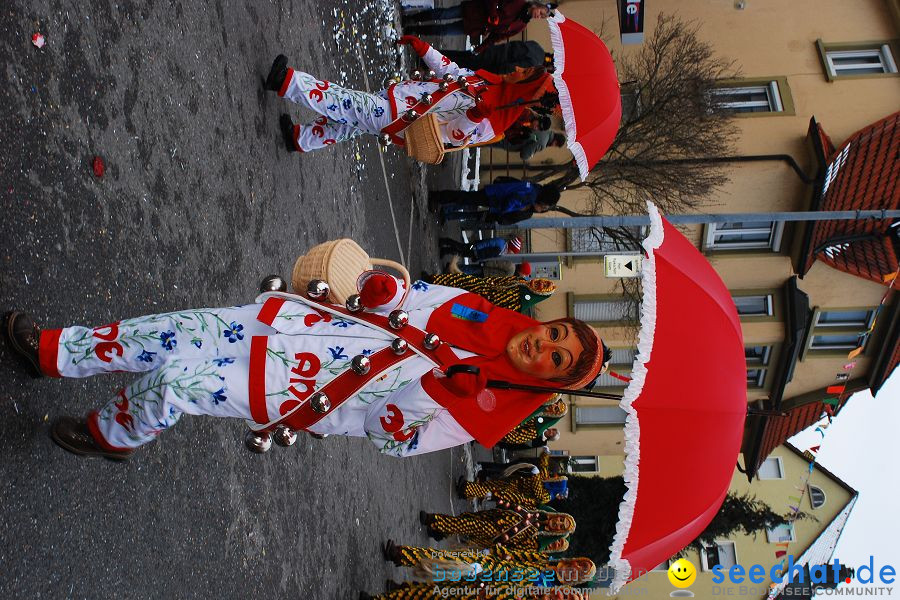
[29,276,593,457]
[267,36,552,154]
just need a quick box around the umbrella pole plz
[487,379,623,400]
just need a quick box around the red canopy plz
[546,12,622,181]
[608,204,747,590]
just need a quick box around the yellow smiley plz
[668,558,697,588]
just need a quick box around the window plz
[732,294,774,317]
[705,221,784,251]
[745,346,772,388]
[568,227,644,253]
[820,43,898,78]
[572,298,639,323]
[808,485,827,509]
[569,456,599,473]
[701,542,737,571]
[814,309,875,328]
[809,332,865,350]
[610,347,638,365]
[758,457,784,480]
[713,82,783,113]
[651,560,671,572]
[575,406,628,426]
[766,523,796,543]
[591,372,629,388]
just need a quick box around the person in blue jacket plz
[431,177,560,225]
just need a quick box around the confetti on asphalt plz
[32,33,45,48]
[92,156,105,178]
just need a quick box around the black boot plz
[265,54,289,92]
[382,539,402,565]
[51,416,134,461]
[4,311,43,378]
[426,525,446,541]
[279,114,298,152]
[419,510,434,526]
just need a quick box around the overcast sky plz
[788,369,900,577]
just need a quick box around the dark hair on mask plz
[546,317,599,387]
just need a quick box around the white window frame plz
[572,298,639,323]
[745,345,772,365]
[732,294,774,317]
[575,406,628,426]
[712,81,783,113]
[808,485,827,509]
[757,456,785,480]
[568,456,600,473]
[747,367,767,388]
[706,221,785,251]
[700,541,738,571]
[809,332,864,351]
[813,309,875,329]
[826,46,898,77]
[766,523,796,543]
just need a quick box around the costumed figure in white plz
[262,36,554,154]
[6,272,605,461]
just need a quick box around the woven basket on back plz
[291,238,411,304]
[404,114,470,165]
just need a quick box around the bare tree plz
[524,14,740,215]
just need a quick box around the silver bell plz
[443,73,455,82]
[456,75,468,85]
[423,333,441,350]
[438,82,450,92]
[259,274,287,293]
[345,294,363,312]
[273,425,298,447]
[420,92,433,105]
[350,354,371,375]
[306,279,330,300]
[244,430,272,453]
[427,70,436,79]
[379,133,392,148]
[391,337,408,355]
[412,69,423,80]
[403,109,419,121]
[388,310,409,329]
[309,391,331,414]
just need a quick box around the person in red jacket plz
[403,0,556,53]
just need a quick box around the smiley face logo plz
[668,559,696,588]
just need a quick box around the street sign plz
[604,254,643,278]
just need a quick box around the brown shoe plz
[5,311,43,378]
[383,539,401,565]
[51,416,134,461]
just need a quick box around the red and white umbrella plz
[546,11,622,181]
[607,203,748,590]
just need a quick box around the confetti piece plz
[92,156,105,178]
[32,33,46,48]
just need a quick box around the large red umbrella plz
[546,11,622,181]
[606,203,748,590]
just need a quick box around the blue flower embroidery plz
[338,117,348,124]
[342,98,352,109]
[211,388,227,405]
[331,319,353,328]
[373,106,385,118]
[212,357,235,367]
[192,339,202,348]
[328,346,348,360]
[327,103,338,111]
[223,321,244,343]
[362,349,374,356]
[137,350,157,362]
[160,331,177,351]
[412,280,430,291]
[168,407,178,418]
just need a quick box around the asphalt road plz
[0,1,469,597]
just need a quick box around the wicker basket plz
[404,114,446,165]
[291,239,411,304]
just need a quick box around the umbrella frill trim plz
[547,11,590,181]
[606,202,665,594]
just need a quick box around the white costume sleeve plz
[364,377,473,457]
[421,46,476,79]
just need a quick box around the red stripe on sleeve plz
[257,297,286,326]
[38,328,63,378]
[248,336,270,424]
[278,67,294,97]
